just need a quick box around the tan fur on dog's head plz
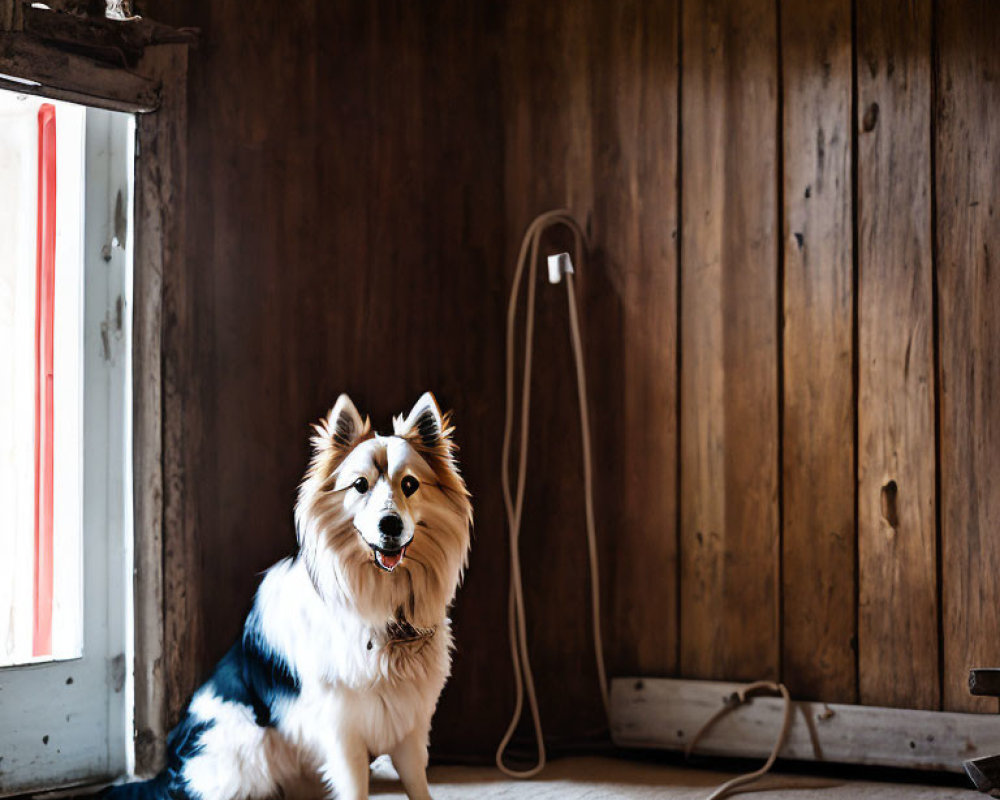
[295,393,472,628]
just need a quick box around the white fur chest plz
[278,625,451,760]
[258,559,452,757]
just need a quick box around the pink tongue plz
[380,546,406,570]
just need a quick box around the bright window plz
[0,92,85,667]
[0,89,134,794]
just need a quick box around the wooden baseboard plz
[610,677,1000,773]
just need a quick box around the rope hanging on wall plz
[496,211,805,799]
[497,210,610,779]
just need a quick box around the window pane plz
[0,91,85,667]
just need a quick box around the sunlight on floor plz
[369,756,979,800]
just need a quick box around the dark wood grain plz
[0,0,24,33]
[156,38,201,731]
[500,0,681,745]
[679,0,780,682]
[936,0,1000,714]
[589,0,679,683]
[779,0,856,703]
[22,5,197,66]
[501,0,601,745]
[0,32,160,110]
[141,0,1000,764]
[856,0,938,710]
[151,0,509,756]
[0,0,20,31]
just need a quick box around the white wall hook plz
[547,251,574,284]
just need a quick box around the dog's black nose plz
[378,514,404,540]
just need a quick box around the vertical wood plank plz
[936,0,1000,713]
[856,0,938,709]
[502,0,601,740]
[780,0,856,702]
[406,1,511,756]
[133,43,187,771]
[590,0,679,681]
[502,0,680,739]
[0,0,21,32]
[150,37,204,732]
[680,0,780,681]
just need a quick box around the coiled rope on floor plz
[684,681,794,800]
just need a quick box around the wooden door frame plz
[0,10,190,776]
[131,44,190,777]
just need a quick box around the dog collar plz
[386,617,436,645]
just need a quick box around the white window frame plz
[0,105,134,795]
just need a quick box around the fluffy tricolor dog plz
[110,393,472,800]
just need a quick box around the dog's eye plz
[352,476,369,494]
[401,475,419,497]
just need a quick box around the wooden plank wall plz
[936,0,1000,713]
[150,0,511,757]
[679,0,780,683]
[779,0,855,704]
[857,0,938,711]
[501,0,679,745]
[151,0,1000,761]
[502,0,600,744]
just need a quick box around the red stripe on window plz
[33,104,56,658]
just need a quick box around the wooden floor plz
[370,756,979,799]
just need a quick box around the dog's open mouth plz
[371,544,408,572]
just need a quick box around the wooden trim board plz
[610,678,1000,773]
[131,43,189,776]
[0,33,160,112]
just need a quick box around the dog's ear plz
[314,394,366,454]
[395,392,450,450]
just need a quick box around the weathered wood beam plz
[611,677,1000,773]
[22,4,197,67]
[0,32,160,110]
[132,42,188,775]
